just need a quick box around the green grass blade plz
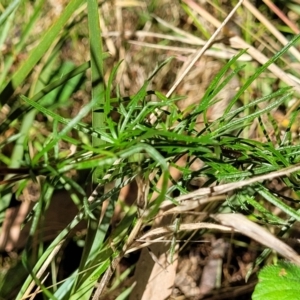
[88,0,106,148]
[71,1,107,296]
[20,95,98,164]
[0,0,85,100]
[0,0,45,87]
[16,211,85,300]
[0,0,20,26]
[213,91,293,136]
[257,184,300,221]
[224,34,300,114]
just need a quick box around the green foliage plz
[252,261,300,300]
[1,0,300,299]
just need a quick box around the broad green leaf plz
[252,261,300,300]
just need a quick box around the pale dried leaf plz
[212,213,300,266]
[129,241,178,300]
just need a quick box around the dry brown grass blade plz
[161,163,300,206]
[152,14,205,44]
[263,0,300,34]
[128,40,252,60]
[148,0,244,125]
[161,195,226,216]
[139,222,235,241]
[126,30,205,45]
[231,35,300,92]
[165,0,244,98]
[28,274,49,300]
[115,0,146,8]
[23,240,65,299]
[100,4,116,57]
[184,0,300,96]
[125,236,165,254]
[212,213,300,266]
[243,0,300,61]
